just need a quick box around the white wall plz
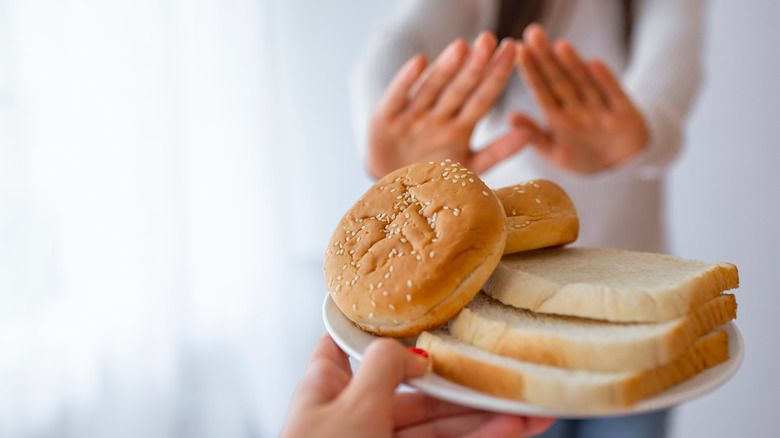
[273,1,780,437]
[667,1,780,436]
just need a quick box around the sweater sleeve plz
[620,0,707,178]
[349,0,497,163]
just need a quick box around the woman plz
[350,1,706,436]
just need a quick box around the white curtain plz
[0,0,317,436]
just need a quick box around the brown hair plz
[495,0,635,48]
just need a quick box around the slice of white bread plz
[416,328,730,415]
[450,293,736,372]
[483,247,739,322]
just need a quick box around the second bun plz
[494,179,578,254]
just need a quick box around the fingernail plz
[499,37,512,47]
[408,347,429,358]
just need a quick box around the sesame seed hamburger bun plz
[324,161,507,337]
[494,179,578,255]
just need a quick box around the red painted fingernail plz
[408,347,429,358]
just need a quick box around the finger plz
[307,334,353,377]
[375,54,428,117]
[507,112,549,145]
[397,412,551,438]
[407,39,469,114]
[457,38,515,124]
[469,127,533,174]
[553,40,605,108]
[522,24,579,105]
[463,416,557,438]
[588,59,632,110]
[433,32,498,117]
[396,412,495,438]
[514,42,557,112]
[346,339,428,405]
[393,392,476,429]
[293,335,353,405]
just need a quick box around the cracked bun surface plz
[324,161,507,337]
[494,179,579,255]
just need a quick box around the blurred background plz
[0,0,777,437]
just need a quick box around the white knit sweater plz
[351,0,706,253]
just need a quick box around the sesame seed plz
[483,191,489,196]
[469,178,474,183]
[512,209,517,215]
[369,313,374,318]
[384,272,390,279]
[416,255,422,260]
[432,238,438,242]
[400,237,407,243]
[349,249,355,255]
[536,198,541,204]
[407,280,413,287]
[369,283,374,290]
[461,181,466,187]
[371,301,376,307]
[336,284,341,291]
[389,304,395,310]
[352,304,357,311]
[377,282,383,288]
[443,206,449,210]
[383,291,389,296]
[429,251,435,258]
[389,266,394,272]
[406,294,412,302]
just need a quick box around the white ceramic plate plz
[322,294,744,419]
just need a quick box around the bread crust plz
[416,329,730,414]
[450,293,736,372]
[484,247,740,322]
[494,180,578,255]
[323,161,507,337]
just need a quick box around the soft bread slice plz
[451,293,736,372]
[416,329,730,415]
[493,180,579,255]
[483,247,739,322]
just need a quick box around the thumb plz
[508,112,552,153]
[469,128,533,175]
[346,338,429,402]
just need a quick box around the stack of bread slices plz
[416,180,739,415]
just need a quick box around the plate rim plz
[322,293,744,418]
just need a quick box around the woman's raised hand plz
[511,24,649,174]
[366,32,534,179]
